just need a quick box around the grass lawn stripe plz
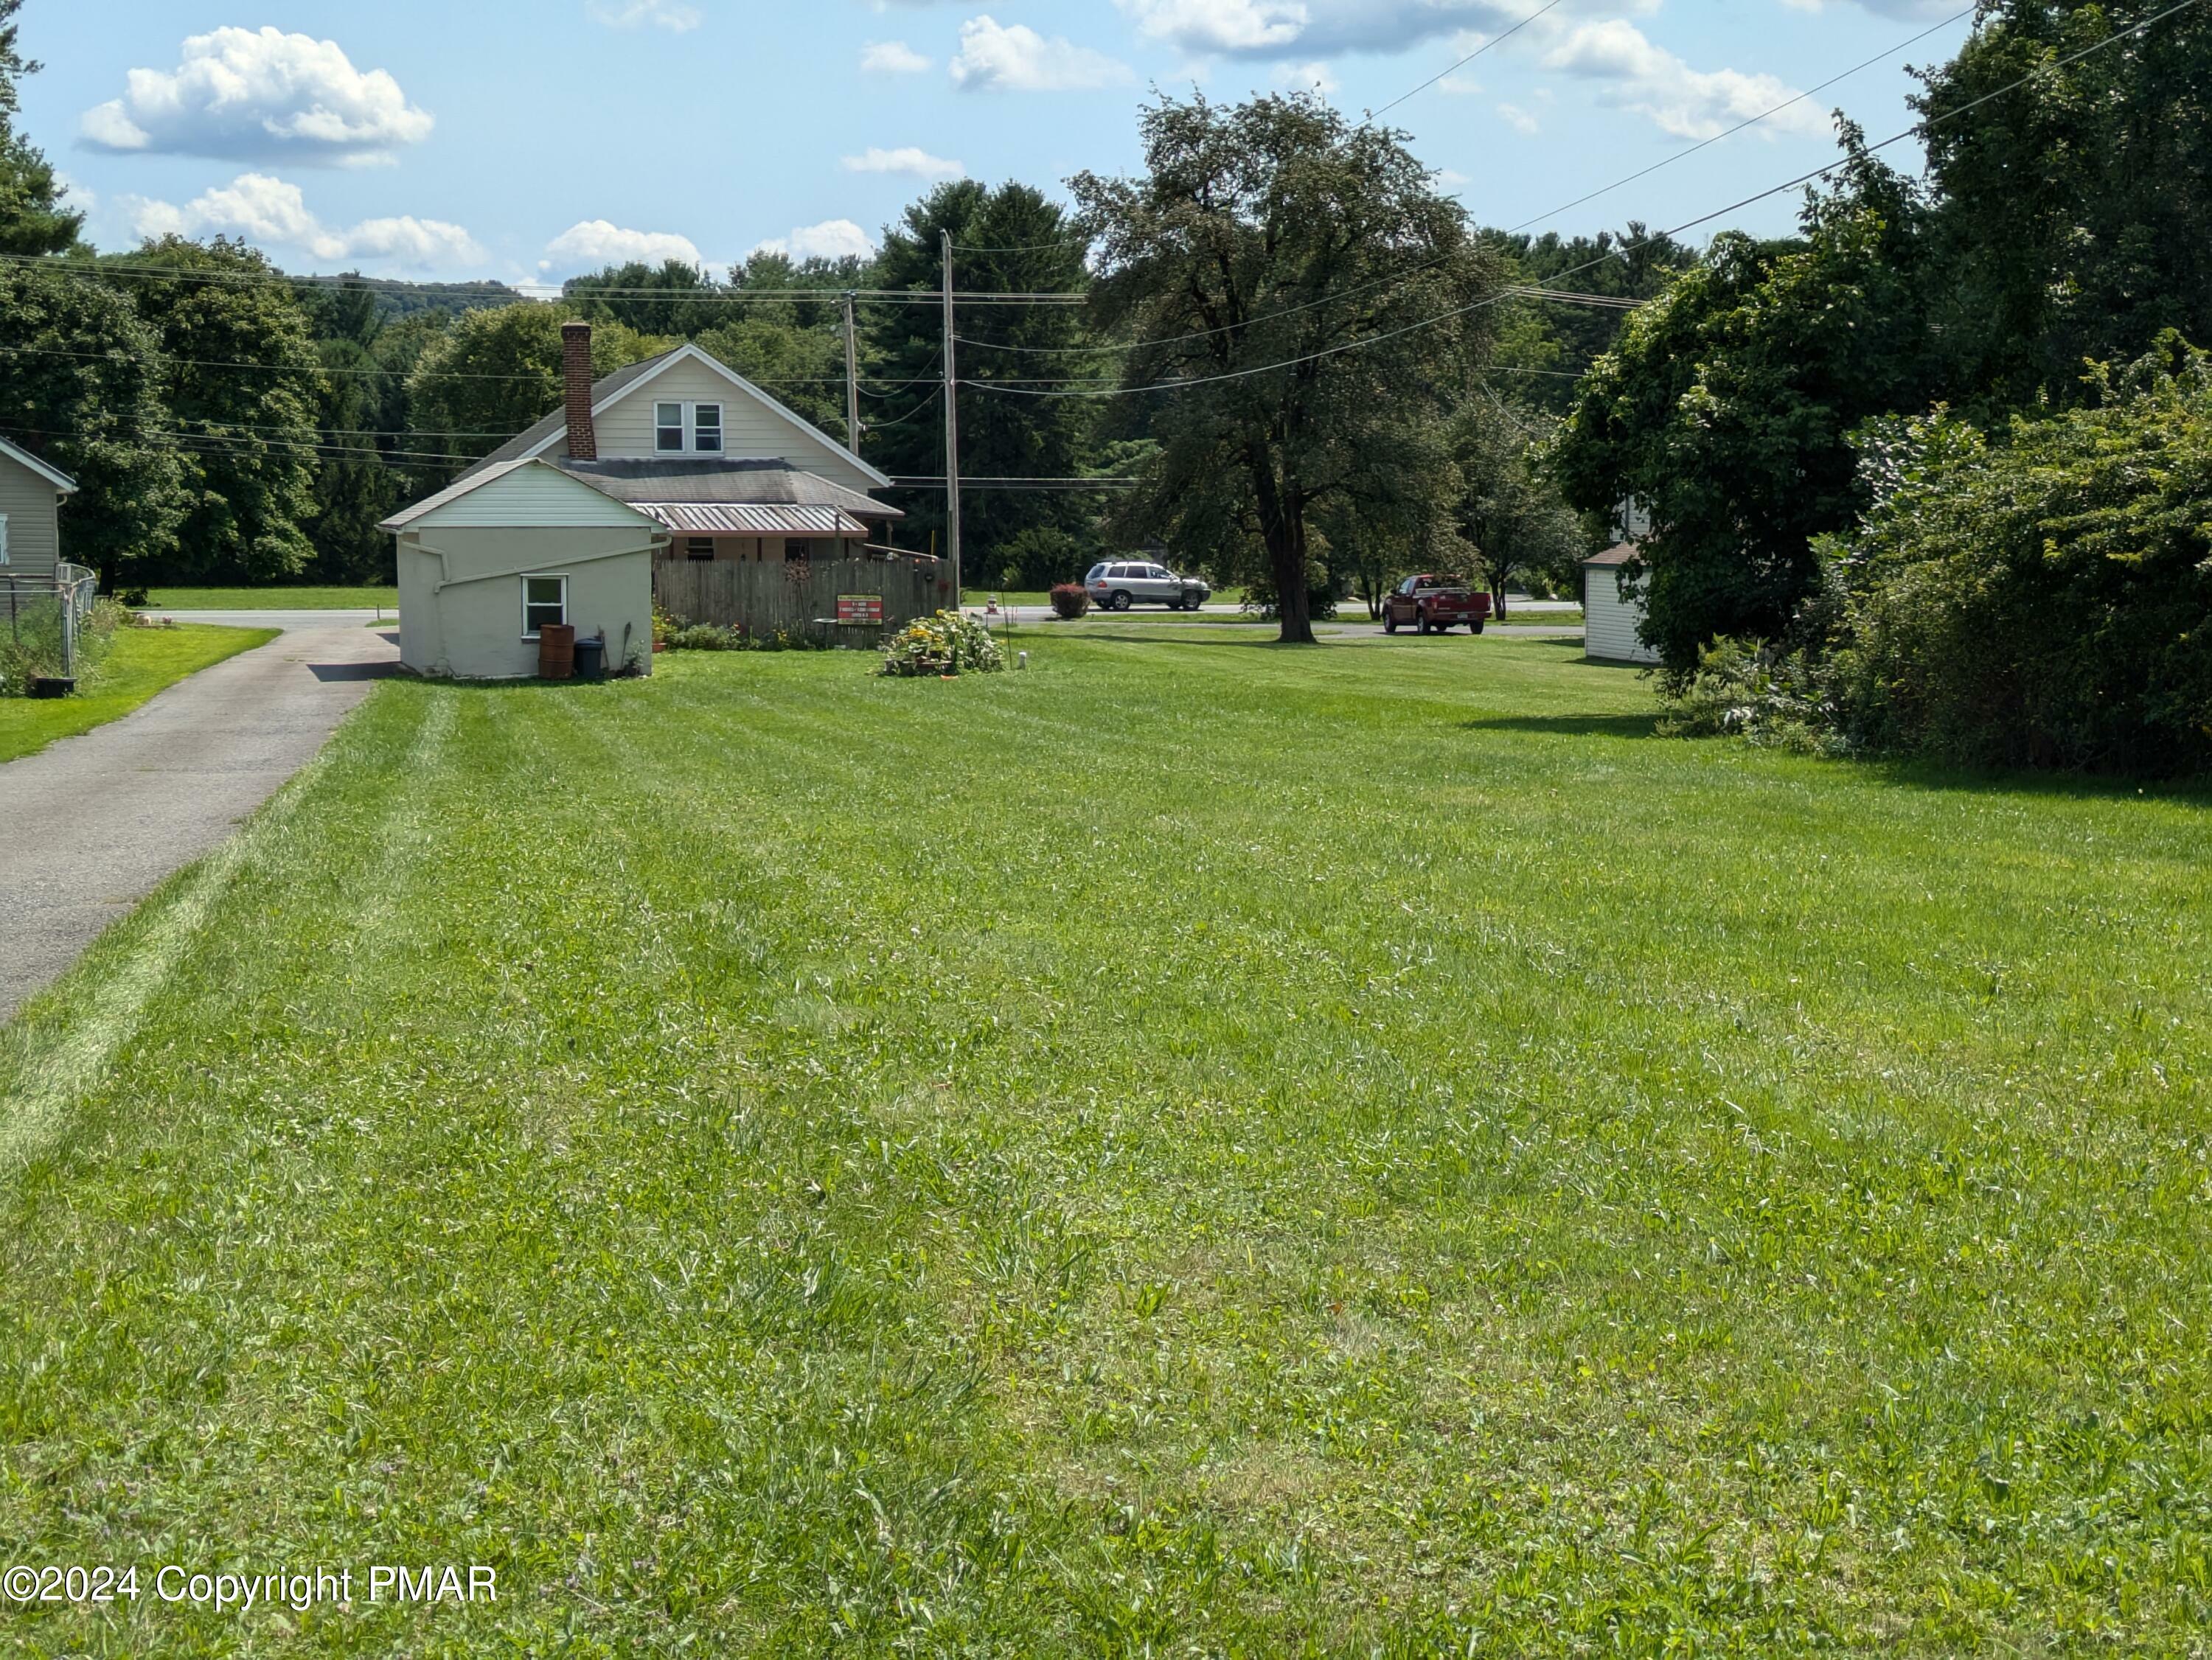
[0,638,2207,1653]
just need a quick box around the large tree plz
[1916,0,2212,414]
[299,278,402,583]
[114,237,326,584]
[1481,224,1697,416]
[1551,139,1935,670]
[566,259,723,338]
[406,304,668,482]
[868,181,1097,568]
[0,261,187,583]
[0,0,80,256]
[1071,93,1496,644]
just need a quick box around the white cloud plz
[860,39,933,74]
[587,0,703,30]
[78,27,433,166]
[1120,0,1307,52]
[751,219,876,262]
[540,220,708,274]
[950,16,1135,93]
[1271,60,1340,94]
[1116,0,1656,57]
[1541,19,1828,141]
[1496,102,1540,133]
[843,145,967,180]
[120,173,482,271]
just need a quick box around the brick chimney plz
[562,320,597,461]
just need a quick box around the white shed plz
[1583,543,1659,666]
[380,460,667,680]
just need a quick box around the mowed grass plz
[139,587,399,611]
[1,638,2208,1656]
[0,623,275,763]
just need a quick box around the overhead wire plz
[965,0,2206,402]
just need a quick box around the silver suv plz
[1085,559,1211,611]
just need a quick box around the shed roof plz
[1583,542,1643,568]
[377,457,660,532]
[0,435,78,494]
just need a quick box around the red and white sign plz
[837,593,884,625]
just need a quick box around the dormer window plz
[655,401,723,455]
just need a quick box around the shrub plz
[1657,635,1840,754]
[662,621,828,652]
[992,526,1083,591]
[1049,583,1090,620]
[1822,339,2212,774]
[880,610,1004,677]
[0,594,124,696]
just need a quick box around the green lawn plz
[2,638,2207,1654]
[0,622,275,763]
[139,586,399,611]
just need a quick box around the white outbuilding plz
[382,460,665,680]
[1582,543,1660,666]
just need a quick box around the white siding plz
[405,461,655,530]
[588,355,883,494]
[0,454,63,579]
[1585,568,1659,665]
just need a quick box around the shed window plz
[522,574,567,638]
[693,403,723,453]
[655,402,685,453]
[686,537,714,561]
[785,539,814,562]
[0,513,9,566]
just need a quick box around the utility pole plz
[941,231,962,611]
[841,291,863,457]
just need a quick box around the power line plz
[1366,0,1568,124]
[1501,3,1978,234]
[966,0,2206,403]
[0,252,1089,307]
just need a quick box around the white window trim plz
[654,401,686,455]
[520,572,568,641]
[0,513,10,566]
[692,401,724,454]
[653,400,726,456]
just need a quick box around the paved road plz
[0,617,397,1025]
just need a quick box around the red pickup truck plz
[1381,575,1492,635]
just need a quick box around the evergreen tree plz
[868,181,1096,568]
[0,0,82,255]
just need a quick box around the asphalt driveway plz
[0,618,397,1024]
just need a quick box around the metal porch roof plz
[639,503,873,537]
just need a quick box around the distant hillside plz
[305,274,529,319]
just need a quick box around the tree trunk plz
[1492,576,1508,621]
[1251,458,1315,645]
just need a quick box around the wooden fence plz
[653,554,947,646]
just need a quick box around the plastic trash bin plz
[574,635,606,682]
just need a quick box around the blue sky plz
[13,1,1972,287]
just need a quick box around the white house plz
[0,436,78,582]
[1583,543,1660,666]
[380,321,909,678]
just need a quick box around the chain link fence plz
[1,564,101,695]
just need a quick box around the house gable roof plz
[554,458,904,518]
[0,436,79,494]
[459,343,892,489]
[378,458,663,532]
[1583,542,1643,568]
